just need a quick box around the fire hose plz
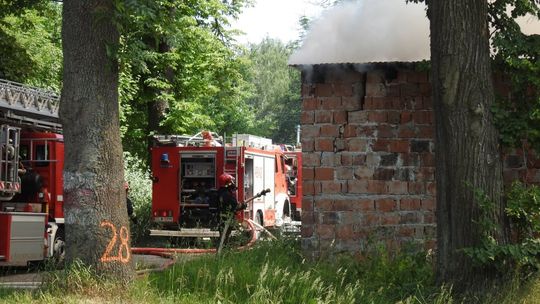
[131,189,273,274]
[131,219,258,275]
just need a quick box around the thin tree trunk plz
[60,0,134,281]
[146,40,172,154]
[428,0,507,288]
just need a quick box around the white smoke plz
[289,0,430,65]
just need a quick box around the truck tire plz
[18,171,43,202]
[53,230,66,265]
[255,210,264,239]
[283,200,291,218]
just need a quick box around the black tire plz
[52,230,66,266]
[256,211,264,227]
[283,200,291,218]
[17,171,43,202]
[291,203,298,221]
[254,211,264,240]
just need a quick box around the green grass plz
[1,239,540,303]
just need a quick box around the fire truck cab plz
[0,79,64,266]
[150,133,295,237]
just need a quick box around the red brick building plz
[296,62,540,260]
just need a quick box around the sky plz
[231,0,324,44]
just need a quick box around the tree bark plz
[60,0,134,281]
[146,40,171,153]
[428,0,507,288]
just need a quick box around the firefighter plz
[124,181,137,224]
[216,173,246,249]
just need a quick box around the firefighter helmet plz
[218,173,235,188]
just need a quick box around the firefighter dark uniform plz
[216,173,246,247]
[124,182,137,223]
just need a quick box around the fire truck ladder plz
[224,146,239,182]
[0,125,21,200]
[0,79,61,131]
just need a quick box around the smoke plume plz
[289,0,430,65]
[289,0,540,65]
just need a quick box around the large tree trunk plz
[60,0,134,281]
[428,0,507,288]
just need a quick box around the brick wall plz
[299,63,540,260]
[300,63,436,259]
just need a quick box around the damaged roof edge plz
[289,61,425,71]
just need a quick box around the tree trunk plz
[60,0,134,281]
[146,40,171,152]
[428,0,507,288]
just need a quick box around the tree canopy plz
[0,0,303,162]
[0,1,62,90]
[242,37,301,144]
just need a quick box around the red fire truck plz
[150,132,301,238]
[0,79,65,266]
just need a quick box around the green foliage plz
[0,2,62,90]
[489,0,540,149]
[116,0,256,161]
[464,182,540,273]
[506,181,540,235]
[242,38,301,144]
[124,152,153,244]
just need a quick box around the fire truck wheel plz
[255,211,264,239]
[256,211,264,226]
[283,200,291,218]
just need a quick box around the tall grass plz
[146,240,442,304]
[1,239,540,303]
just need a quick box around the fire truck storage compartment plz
[0,212,46,265]
[244,156,254,200]
[250,153,275,210]
[179,152,217,226]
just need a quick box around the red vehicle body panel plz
[20,131,64,220]
[0,213,11,260]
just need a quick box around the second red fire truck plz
[150,132,302,238]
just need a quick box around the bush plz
[464,181,540,274]
[124,152,153,244]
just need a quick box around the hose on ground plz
[132,219,257,275]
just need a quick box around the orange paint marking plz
[99,220,131,263]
